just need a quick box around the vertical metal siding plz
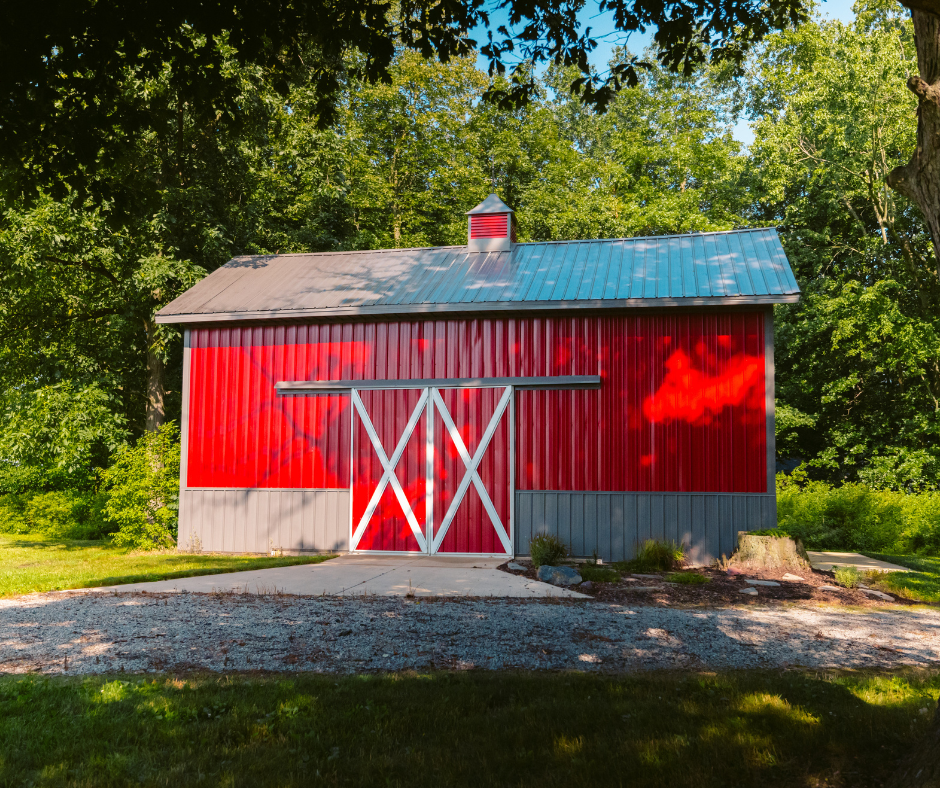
[514,491,776,564]
[188,312,766,494]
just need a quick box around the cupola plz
[466,194,516,252]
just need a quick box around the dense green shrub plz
[102,423,180,550]
[777,472,940,554]
[529,534,569,567]
[0,490,111,538]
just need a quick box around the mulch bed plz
[498,561,926,608]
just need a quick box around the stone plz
[745,579,781,587]
[580,581,594,592]
[818,585,842,592]
[860,588,895,602]
[631,586,664,591]
[739,587,759,596]
[536,565,582,586]
[782,573,804,582]
[631,574,662,580]
[506,562,527,572]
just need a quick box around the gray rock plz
[739,587,759,596]
[818,585,842,592]
[506,562,527,572]
[632,574,662,580]
[580,581,594,592]
[860,588,895,602]
[631,586,664,591]
[536,565,582,586]
[746,579,781,587]
[782,573,804,582]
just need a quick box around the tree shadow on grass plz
[0,670,936,788]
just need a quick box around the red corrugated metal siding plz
[352,389,424,551]
[187,313,766,493]
[434,387,510,553]
[470,213,508,238]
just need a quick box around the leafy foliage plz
[529,534,570,567]
[776,472,940,553]
[834,565,862,589]
[102,423,181,549]
[749,6,940,489]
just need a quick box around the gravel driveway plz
[1,591,938,675]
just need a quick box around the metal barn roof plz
[155,227,800,325]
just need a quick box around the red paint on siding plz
[187,313,766,494]
[470,214,508,238]
[434,387,511,554]
[351,389,424,551]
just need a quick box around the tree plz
[1,0,938,259]
[748,4,940,491]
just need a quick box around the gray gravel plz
[1,591,938,675]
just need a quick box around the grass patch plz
[0,671,936,787]
[665,571,710,585]
[615,539,685,573]
[578,564,620,583]
[862,553,940,604]
[0,534,334,597]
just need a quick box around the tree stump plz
[729,532,812,572]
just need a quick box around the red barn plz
[156,195,800,563]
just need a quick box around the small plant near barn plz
[665,571,710,585]
[621,539,685,573]
[529,534,569,567]
[834,565,861,589]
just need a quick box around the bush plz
[0,490,111,538]
[777,472,940,554]
[834,565,861,589]
[529,534,569,567]
[627,539,685,573]
[102,423,180,550]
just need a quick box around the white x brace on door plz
[349,385,513,555]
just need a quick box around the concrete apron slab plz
[91,555,589,599]
[808,551,911,573]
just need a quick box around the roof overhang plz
[155,294,800,325]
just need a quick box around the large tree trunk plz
[886,700,940,788]
[888,2,940,270]
[144,318,166,433]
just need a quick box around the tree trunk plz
[144,319,166,433]
[888,2,940,271]
[886,700,940,788]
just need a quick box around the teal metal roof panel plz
[156,228,800,324]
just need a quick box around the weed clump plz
[625,539,685,573]
[529,534,569,567]
[834,565,861,589]
[579,564,619,583]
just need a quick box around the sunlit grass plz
[3,671,934,787]
[862,553,940,604]
[0,533,334,597]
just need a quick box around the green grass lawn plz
[0,671,936,787]
[0,534,334,598]
[862,553,940,604]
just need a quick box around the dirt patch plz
[498,561,928,608]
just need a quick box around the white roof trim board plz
[155,228,800,325]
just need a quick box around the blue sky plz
[472,0,858,144]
